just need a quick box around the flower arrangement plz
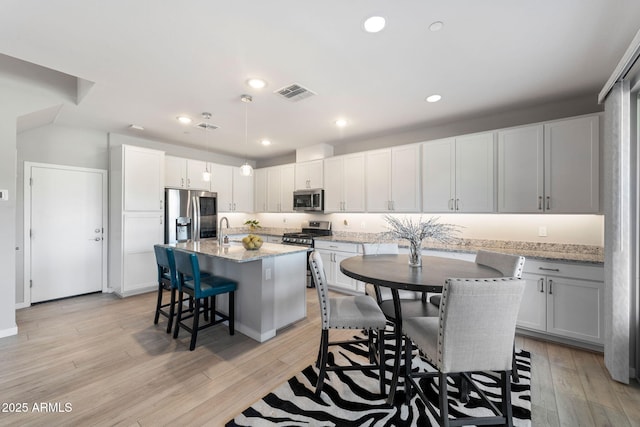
[379,215,461,267]
[244,219,261,231]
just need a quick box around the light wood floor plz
[1,289,639,427]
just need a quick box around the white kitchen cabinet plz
[266,164,295,212]
[210,163,254,212]
[422,132,495,213]
[123,145,165,212]
[366,144,421,212]
[121,212,164,295]
[517,260,604,345]
[110,144,164,297]
[254,168,268,213]
[295,159,323,190]
[497,115,599,213]
[314,240,362,294]
[164,155,210,191]
[323,153,365,212]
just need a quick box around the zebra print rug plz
[227,335,532,426]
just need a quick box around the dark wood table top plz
[340,254,500,293]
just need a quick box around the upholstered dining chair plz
[172,249,238,351]
[308,250,388,397]
[429,250,526,384]
[429,250,525,308]
[403,277,525,427]
[362,243,423,303]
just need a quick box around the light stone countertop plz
[218,227,604,264]
[314,234,604,264]
[168,240,309,263]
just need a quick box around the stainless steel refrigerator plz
[164,188,217,244]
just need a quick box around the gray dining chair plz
[429,249,526,385]
[308,250,387,397]
[429,250,526,308]
[362,243,423,303]
[403,277,525,427]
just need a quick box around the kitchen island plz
[168,240,309,342]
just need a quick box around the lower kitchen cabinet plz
[314,241,362,294]
[517,260,604,346]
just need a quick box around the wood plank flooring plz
[1,289,639,426]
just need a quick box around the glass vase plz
[408,239,423,268]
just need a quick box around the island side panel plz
[197,255,276,342]
[273,251,307,329]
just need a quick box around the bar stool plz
[153,245,179,333]
[172,249,238,351]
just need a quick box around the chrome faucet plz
[218,216,229,245]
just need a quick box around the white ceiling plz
[1,1,639,161]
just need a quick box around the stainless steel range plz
[281,221,332,287]
[281,220,332,246]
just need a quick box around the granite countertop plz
[217,227,604,264]
[314,233,604,264]
[168,240,309,263]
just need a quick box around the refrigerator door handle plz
[193,195,201,241]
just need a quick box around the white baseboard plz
[0,326,18,339]
[15,302,30,310]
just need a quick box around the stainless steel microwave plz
[293,189,324,212]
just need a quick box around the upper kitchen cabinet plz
[210,163,254,212]
[120,145,165,212]
[164,155,210,191]
[323,153,365,212]
[266,164,295,212]
[365,144,421,212]
[295,159,323,190]
[498,115,599,213]
[422,133,495,213]
[254,168,268,213]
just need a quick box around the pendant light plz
[239,94,254,177]
[202,112,212,182]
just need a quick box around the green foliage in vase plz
[244,219,262,231]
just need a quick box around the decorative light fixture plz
[363,16,386,33]
[239,94,254,177]
[201,112,212,182]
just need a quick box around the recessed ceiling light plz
[261,139,271,146]
[335,118,348,128]
[177,115,192,124]
[247,78,267,89]
[129,124,144,131]
[426,94,442,103]
[429,21,444,32]
[363,16,386,33]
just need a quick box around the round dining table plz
[340,253,500,405]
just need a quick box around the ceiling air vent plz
[275,83,316,102]
[195,122,219,130]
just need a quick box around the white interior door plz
[27,164,106,303]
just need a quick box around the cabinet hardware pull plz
[539,277,544,293]
[181,178,184,187]
[546,195,551,210]
[539,267,560,272]
[548,279,553,295]
[455,199,460,211]
[448,199,453,210]
[538,196,543,210]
